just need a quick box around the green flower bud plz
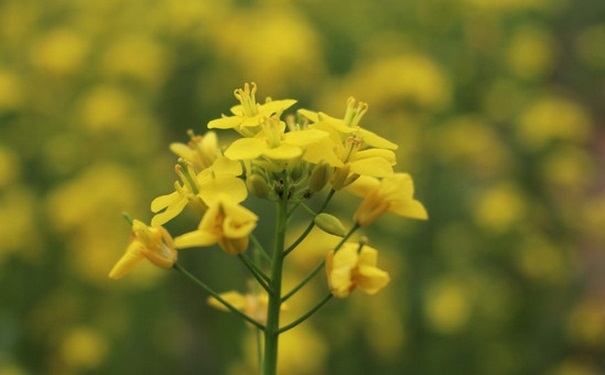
[330,165,350,190]
[308,161,330,193]
[247,174,270,199]
[314,213,347,237]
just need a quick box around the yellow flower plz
[208,82,296,131]
[299,97,398,150]
[349,173,428,226]
[151,157,247,226]
[326,243,390,298]
[224,116,331,163]
[174,196,258,255]
[109,220,177,279]
[169,131,218,171]
[150,162,205,226]
[299,98,399,188]
[208,288,288,325]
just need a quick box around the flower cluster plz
[109,83,427,374]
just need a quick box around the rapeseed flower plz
[109,220,177,279]
[208,82,296,133]
[151,157,246,226]
[224,116,331,163]
[174,195,258,255]
[326,243,390,298]
[349,173,428,226]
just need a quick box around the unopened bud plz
[314,213,347,237]
[247,174,270,199]
[309,162,330,193]
[330,165,350,190]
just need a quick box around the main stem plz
[262,192,288,375]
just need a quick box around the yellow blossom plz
[109,220,177,279]
[169,131,218,171]
[224,116,332,162]
[208,82,296,132]
[208,289,288,325]
[349,173,428,226]
[151,157,247,226]
[326,243,390,298]
[174,196,258,255]
[299,98,398,187]
[299,97,398,150]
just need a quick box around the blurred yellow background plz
[1,0,604,374]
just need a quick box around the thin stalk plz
[251,234,272,264]
[238,254,271,293]
[278,293,333,334]
[284,189,336,256]
[262,179,289,375]
[173,263,265,330]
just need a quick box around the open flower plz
[169,130,218,171]
[299,98,399,188]
[151,157,247,226]
[109,220,177,279]
[349,173,428,226]
[224,116,334,163]
[299,97,398,150]
[174,195,258,255]
[326,243,390,298]
[208,82,296,131]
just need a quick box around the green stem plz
[262,179,289,375]
[238,254,271,292]
[251,234,272,264]
[283,189,336,256]
[173,263,265,330]
[278,293,332,334]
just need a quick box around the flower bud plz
[246,174,270,199]
[314,213,347,237]
[308,162,330,193]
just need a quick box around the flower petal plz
[389,199,428,220]
[174,230,218,249]
[356,265,390,294]
[108,241,144,279]
[262,144,302,160]
[224,138,268,160]
[349,157,394,177]
[208,115,243,129]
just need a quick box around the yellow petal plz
[224,138,268,160]
[208,115,243,129]
[356,265,390,294]
[169,143,195,161]
[199,176,247,205]
[150,191,181,212]
[283,129,328,147]
[355,148,397,165]
[389,199,429,220]
[259,99,297,117]
[302,140,343,167]
[174,230,218,249]
[357,128,398,150]
[108,241,144,279]
[347,175,381,197]
[297,108,320,123]
[349,157,394,177]
[358,246,379,266]
[262,144,302,160]
[150,194,188,226]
